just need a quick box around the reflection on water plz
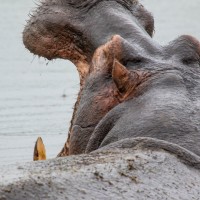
[0,0,199,166]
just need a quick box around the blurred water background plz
[0,0,199,166]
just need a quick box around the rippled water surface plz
[0,0,200,166]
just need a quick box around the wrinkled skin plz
[23,0,200,157]
[1,138,200,200]
[84,35,200,156]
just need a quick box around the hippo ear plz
[91,35,123,74]
[112,60,151,98]
[112,59,133,95]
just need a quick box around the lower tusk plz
[33,137,46,161]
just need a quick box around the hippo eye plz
[125,58,143,67]
[182,58,198,65]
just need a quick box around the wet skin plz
[23,0,200,156]
[74,35,200,155]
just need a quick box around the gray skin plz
[23,1,200,158]
[84,35,200,156]
[1,138,200,200]
[1,0,199,199]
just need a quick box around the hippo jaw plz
[23,2,92,83]
[23,0,155,84]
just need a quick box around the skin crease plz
[23,0,200,156]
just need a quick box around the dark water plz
[0,0,199,166]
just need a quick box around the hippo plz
[23,0,200,157]
[1,0,200,199]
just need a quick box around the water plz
[0,1,79,165]
[142,0,200,44]
[0,0,199,166]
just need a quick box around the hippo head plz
[70,34,200,156]
[23,0,200,157]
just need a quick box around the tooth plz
[33,137,46,161]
